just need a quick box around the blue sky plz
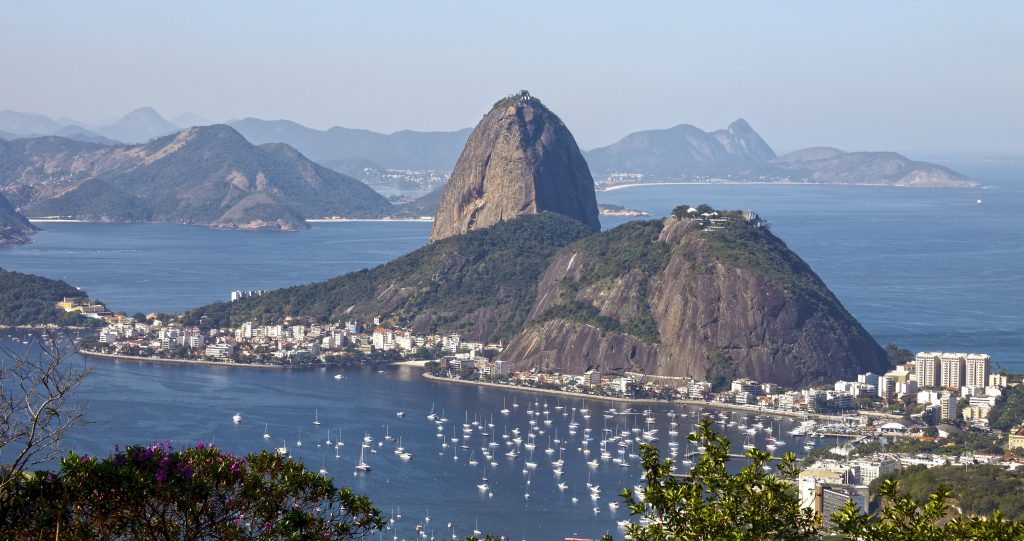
[1,1,1021,153]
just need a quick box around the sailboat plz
[313,409,321,426]
[356,446,371,472]
[232,412,242,423]
[263,423,270,439]
[500,398,510,415]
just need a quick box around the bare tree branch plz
[0,329,91,500]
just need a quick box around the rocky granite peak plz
[429,91,600,242]
[500,208,890,387]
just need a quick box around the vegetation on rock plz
[185,213,594,341]
[0,268,100,327]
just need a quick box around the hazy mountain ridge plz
[587,121,976,187]
[0,125,392,230]
[93,107,178,144]
[229,118,471,170]
[2,107,974,188]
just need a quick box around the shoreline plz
[420,373,897,422]
[597,180,979,192]
[307,217,434,223]
[81,350,286,369]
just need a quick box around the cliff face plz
[502,214,889,387]
[0,191,36,247]
[429,92,600,242]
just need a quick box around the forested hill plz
[183,213,595,341]
[0,268,99,327]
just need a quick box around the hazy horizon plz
[2,1,1021,154]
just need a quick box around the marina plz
[1,331,845,541]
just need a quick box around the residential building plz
[850,458,898,485]
[857,372,880,387]
[205,343,234,359]
[731,378,760,395]
[989,374,1009,388]
[816,484,870,531]
[964,354,990,388]
[940,355,965,389]
[915,353,940,388]
[939,391,959,422]
[877,375,895,401]
[1008,426,1024,451]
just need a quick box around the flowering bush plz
[1,441,384,540]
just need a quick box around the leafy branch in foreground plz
[1,441,385,540]
[831,478,1024,540]
[619,417,817,540]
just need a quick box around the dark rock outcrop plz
[0,191,36,247]
[501,214,889,387]
[429,91,600,242]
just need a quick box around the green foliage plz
[871,464,1024,522]
[1,441,385,540]
[884,343,914,365]
[0,267,100,327]
[185,213,594,342]
[612,421,1024,540]
[534,219,669,344]
[617,418,818,540]
[832,478,1024,539]
[989,383,1024,431]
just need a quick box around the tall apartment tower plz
[940,354,965,389]
[940,391,959,421]
[964,354,991,388]
[915,353,941,388]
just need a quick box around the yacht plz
[356,447,371,472]
[232,412,242,424]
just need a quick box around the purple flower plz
[197,442,205,450]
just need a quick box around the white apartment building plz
[915,353,940,388]
[964,354,991,388]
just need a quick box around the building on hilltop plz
[1008,426,1024,451]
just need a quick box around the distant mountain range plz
[228,118,472,171]
[586,120,976,187]
[0,107,205,145]
[1,107,975,188]
[0,106,978,231]
[0,125,393,230]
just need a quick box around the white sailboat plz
[263,422,270,439]
[356,446,371,472]
[232,412,242,423]
[313,408,321,426]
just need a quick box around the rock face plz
[0,191,36,247]
[430,91,600,242]
[501,214,890,387]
